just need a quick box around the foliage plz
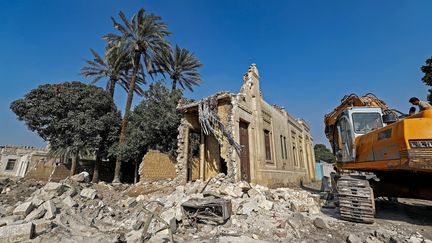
[154,45,203,91]
[421,57,432,103]
[80,47,145,97]
[10,82,121,159]
[314,144,336,163]
[111,81,182,162]
[103,9,171,76]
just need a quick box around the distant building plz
[315,160,335,181]
[176,64,316,187]
[0,145,48,177]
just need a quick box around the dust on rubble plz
[0,174,431,243]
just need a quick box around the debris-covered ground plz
[0,174,431,243]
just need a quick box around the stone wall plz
[139,150,176,181]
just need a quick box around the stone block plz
[13,202,34,217]
[25,206,46,222]
[43,182,65,195]
[80,188,97,199]
[43,201,56,220]
[63,196,78,208]
[346,234,362,243]
[70,172,90,183]
[258,199,274,211]
[0,215,23,227]
[33,219,54,235]
[0,222,34,242]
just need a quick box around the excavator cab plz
[334,107,384,163]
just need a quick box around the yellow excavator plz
[324,93,432,223]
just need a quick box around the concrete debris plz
[346,234,362,243]
[43,182,66,195]
[80,188,97,199]
[62,196,78,208]
[0,215,23,227]
[70,171,90,183]
[122,197,137,208]
[0,177,430,242]
[42,200,56,220]
[33,219,54,235]
[13,201,34,217]
[0,222,34,242]
[313,217,329,230]
[24,206,46,221]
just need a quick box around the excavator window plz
[352,112,383,134]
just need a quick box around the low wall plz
[139,150,177,181]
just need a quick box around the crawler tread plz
[337,175,375,224]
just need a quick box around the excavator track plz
[337,175,375,224]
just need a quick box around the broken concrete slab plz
[30,198,44,208]
[63,196,78,208]
[43,200,56,220]
[80,188,97,199]
[13,201,34,217]
[43,182,66,195]
[238,198,259,215]
[346,234,362,243]
[258,199,274,211]
[0,222,34,242]
[24,206,46,222]
[220,184,243,198]
[70,172,90,183]
[0,215,23,227]
[33,219,54,236]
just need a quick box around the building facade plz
[0,145,48,177]
[176,64,316,187]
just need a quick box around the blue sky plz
[1,0,431,147]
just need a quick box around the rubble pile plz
[0,175,431,243]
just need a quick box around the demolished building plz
[0,145,48,178]
[176,64,316,187]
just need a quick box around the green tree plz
[10,82,121,182]
[80,47,145,98]
[112,81,182,164]
[314,144,336,163]
[420,57,432,103]
[103,8,170,183]
[155,45,203,92]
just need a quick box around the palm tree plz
[104,9,170,183]
[155,45,203,92]
[80,47,146,98]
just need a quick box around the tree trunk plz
[171,79,177,92]
[92,153,101,183]
[112,54,140,183]
[70,153,78,176]
[108,79,116,98]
